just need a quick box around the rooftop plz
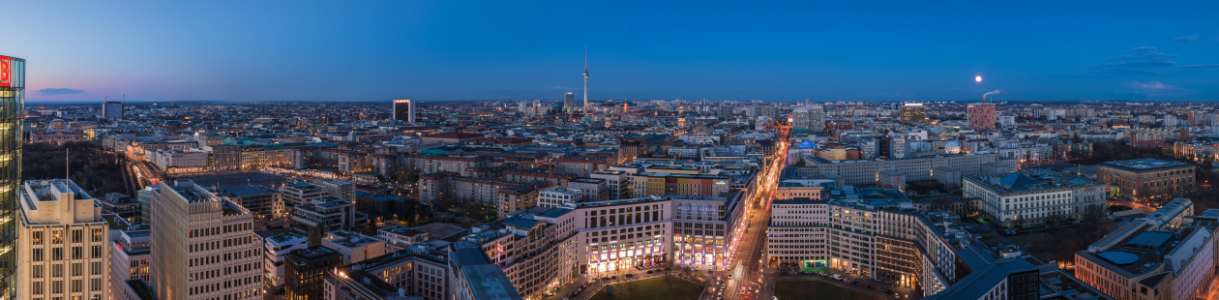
[1099,158,1192,172]
[325,230,383,248]
[219,185,280,197]
[965,171,1104,194]
[267,231,308,244]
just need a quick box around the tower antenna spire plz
[583,45,589,114]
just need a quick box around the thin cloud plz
[35,88,86,96]
[1123,81,1194,98]
[1086,46,1219,76]
[1173,35,1199,42]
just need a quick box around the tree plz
[1083,204,1105,221]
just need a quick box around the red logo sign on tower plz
[0,56,11,87]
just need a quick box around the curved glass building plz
[0,55,24,298]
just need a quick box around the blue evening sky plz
[6,1,1219,102]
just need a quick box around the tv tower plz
[583,46,589,113]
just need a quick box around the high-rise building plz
[968,102,996,132]
[563,92,574,114]
[899,103,925,122]
[103,101,124,120]
[17,179,110,300]
[808,104,825,133]
[283,247,342,300]
[583,54,590,113]
[0,54,23,297]
[393,99,415,123]
[150,179,262,300]
[792,106,810,133]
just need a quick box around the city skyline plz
[6,1,1218,103]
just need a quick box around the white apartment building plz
[537,187,583,209]
[150,179,263,300]
[964,172,1106,226]
[18,179,111,300]
[262,231,308,289]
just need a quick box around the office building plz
[495,183,547,220]
[964,171,1106,226]
[1076,199,1212,300]
[293,196,368,243]
[18,179,110,300]
[146,148,209,174]
[457,208,579,299]
[630,172,733,198]
[282,182,328,214]
[537,187,583,209]
[283,247,342,300]
[103,100,124,120]
[968,102,997,132]
[325,243,451,300]
[137,186,158,225]
[321,230,387,265]
[804,153,1011,186]
[149,179,262,300]
[99,193,143,225]
[447,242,524,300]
[567,178,608,202]
[393,99,415,123]
[376,225,429,251]
[900,103,925,122]
[0,55,24,296]
[563,92,574,114]
[263,232,308,291]
[313,178,356,202]
[219,185,284,222]
[1097,158,1195,203]
[765,184,1112,299]
[792,106,811,133]
[589,170,630,200]
[110,229,151,300]
[202,144,241,171]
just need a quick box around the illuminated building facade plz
[565,191,747,274]
[393,99,415,123]
[968,102,996,132]
[900,103,925,122]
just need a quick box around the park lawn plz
[590,276,701,300]
[775,280,876,300]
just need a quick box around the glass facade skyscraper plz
[0,55,25,298]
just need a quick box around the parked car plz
[819,271,828,276]
[832,274,843,280]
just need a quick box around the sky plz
[6,1,1219,102]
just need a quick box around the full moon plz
[975,75,983,83]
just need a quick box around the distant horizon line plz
[23,98,1219,104]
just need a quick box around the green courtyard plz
[590,276,702,300]
[775,280,877,300]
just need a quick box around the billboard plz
[0,56,10,87]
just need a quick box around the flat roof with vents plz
[1098,251,1139,265]
[1126,232,1173,248]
